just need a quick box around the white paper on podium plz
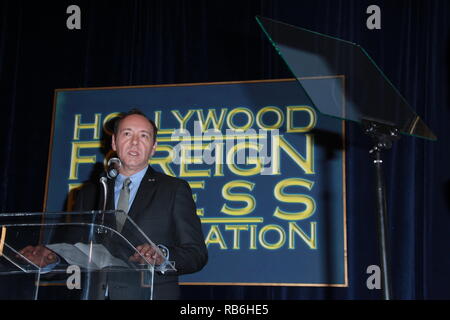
[46,243,128,269]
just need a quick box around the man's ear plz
[150,141,158,157]
[112,135,117,151]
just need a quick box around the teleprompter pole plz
[371,147,392,300]
[364,121,399,300]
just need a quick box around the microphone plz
[97,157,121,234]
[107,157,122,179]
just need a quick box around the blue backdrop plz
[46,79,346,286]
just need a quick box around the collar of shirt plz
[114,166,149,210]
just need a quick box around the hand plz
[17,245,58,268]
[129,243,164,265]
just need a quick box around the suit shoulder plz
[76,181,98,193]
[71,180,101,212]
[153,171,190,188]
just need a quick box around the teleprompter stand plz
[364,120,400,300]
[257,16,436,300]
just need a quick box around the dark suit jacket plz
[73,166,208,300]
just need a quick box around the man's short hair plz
[113,108,158,142]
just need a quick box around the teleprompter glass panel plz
[256,16,436,140]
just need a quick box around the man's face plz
[112,114,157,176]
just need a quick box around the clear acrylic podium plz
[0,211,176,300]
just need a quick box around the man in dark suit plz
[21,109,208,300]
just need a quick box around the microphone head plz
[108,157,122,167]
[107,169,118,179]
[107,157,122,179]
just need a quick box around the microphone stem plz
[100,177,108,211]
[97,177,108,234]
